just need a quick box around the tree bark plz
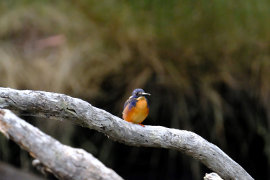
[204,173,223,180]
[0,87,254,180]
[0,109,123,180]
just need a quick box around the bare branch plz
[0,87,254,180]
[204,173,223,180]
[0,109,123,180]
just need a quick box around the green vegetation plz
[0,0,270,179]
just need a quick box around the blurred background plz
[0,0,269,179]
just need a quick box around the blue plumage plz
[123,89,148,110]
[122,88,151,126]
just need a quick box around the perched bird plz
[122,88,150,127]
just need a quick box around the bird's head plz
[131,88,151,98]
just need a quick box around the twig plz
[0,109,123,180]
[0,87,254,180]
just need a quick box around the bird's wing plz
[123,96,132,109]
[123,96,138,113]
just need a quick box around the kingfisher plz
[122,88,150,127]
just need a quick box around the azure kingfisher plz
[122,88,150,127]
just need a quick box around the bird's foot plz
[138,123,145,127]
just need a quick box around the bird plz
[122,88,150,127]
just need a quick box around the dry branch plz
[0,87,254,180]
[0,109,123,180]
[204,173,223,180]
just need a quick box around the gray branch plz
[0,87,254,180]
[204,173,223,180]
[0,109,123,180]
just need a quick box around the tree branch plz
[0,109,123,180]
[0,87,254,180]
[204,173,223,180]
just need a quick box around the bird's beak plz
[141,92,151,96]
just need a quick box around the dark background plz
[0,0,269,179]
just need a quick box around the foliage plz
[0,0,270,179]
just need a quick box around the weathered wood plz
[0,109,123,180]
[0,87,254,180]
[204,173,223,180]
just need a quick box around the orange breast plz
[123,97,149,124]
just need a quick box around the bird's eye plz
[136,92,141,96]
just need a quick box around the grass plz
[0,0,270,179]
